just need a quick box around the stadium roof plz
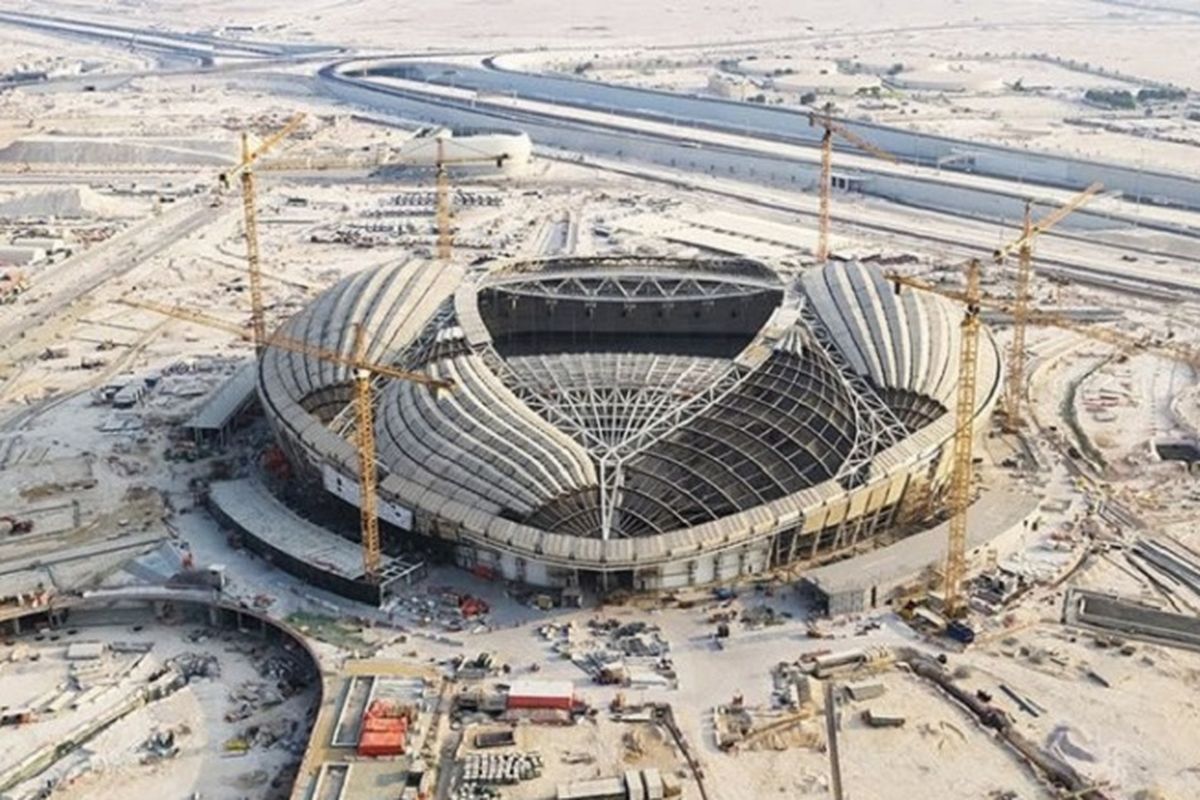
[257,257,1001,548]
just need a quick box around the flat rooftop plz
[209,478,367,580]
[184,361,257,433]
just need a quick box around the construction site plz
[2,1,1200,798]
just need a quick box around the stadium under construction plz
[253,256,1002,593]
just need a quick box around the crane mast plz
[352,324,382,581]
[809,106,897,263]
[240,132,267,355]
[230,113,306,353]
[431,137,510,262]
[436,137,453,262]
[1004,203,1034,431]
[943,259,982,618]
[995,182,1102,432]
[817,118,834,263]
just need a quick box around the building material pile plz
[901,649,1110,799]
[1064,588,1200,650]
[388,587,492,632]
[556,767,669,800]
[461,751,543,784]
[798,646,893,679]
[357,699,411,757]
[225,681,286,722]
[168,652,220,681]
[772,664,813,708]
[566,618,675,688]
[139,727,182,763]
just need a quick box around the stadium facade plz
[258,256,1001,591]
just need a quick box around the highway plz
[0,197,226,361]
[327,61,1200,239]
[0,10,341,64]
[401,55,1200,211]
[5,11,1200,302]
[318,63,1200,296]
[562,153,1200,299]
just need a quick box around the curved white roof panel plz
[801,261,990,409]
[258,257,1002,571]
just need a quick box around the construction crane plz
[350,322,383,581]
[261,131,511,263]
[433,136,511,262]
[889,271,1200,370]
[994,181,1103,432]
[809,104,899,262]
[118,297,454,583]
[218,113,307,355]
[889,257,1197,616]
[938,258,983,618]
[256,150,385,173]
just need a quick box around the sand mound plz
[0,186,144,219]
[0,136,236,167]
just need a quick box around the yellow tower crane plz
[218,113,307,354]
[890,253,1195,616]
[350,322,384,579]
[254,131,511,263]
[808,105,899,262]
[119,297,454,583]
[993,181,1103,432]
[890,271,1200,369]
[940,259,982,618]
[433,136,511,262]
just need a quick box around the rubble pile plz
[385,587,493,633]
[139,727,182,764]
[226,680,286,722]
[169,652,220,681]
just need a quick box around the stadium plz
[257,256,1002,592]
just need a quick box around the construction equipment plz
[260,131,511,263]
[118,297,453,583]
[942,259,983,618]
[887,272,1198,369]
[218,113,307,354]
[433,136,511,262]
[809,105,899,262]
[883,183,1100,616]
[890,251,1200,617]
[995,182,1103,431]
[350,323,382,580]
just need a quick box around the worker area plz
[3,4,1200,799]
